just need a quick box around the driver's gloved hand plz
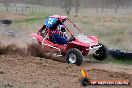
[37,32,44,37]
[37,32,41,35]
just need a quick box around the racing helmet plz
[45,17,58,30]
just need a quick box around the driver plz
[52,25,68,45]
[38,17,68,45]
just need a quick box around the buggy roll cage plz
[49,15,83,37]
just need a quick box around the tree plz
[93,0,98,13]
[62,0,73,15]
[2,0,10,12]
[74,0,80,16]
[114,0,127,13]
[101,0,105,13]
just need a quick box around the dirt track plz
[0,15,132,88]
[0,53,132,88]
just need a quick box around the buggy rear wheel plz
[65,48,83,66]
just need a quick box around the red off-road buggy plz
[30,15,107,66]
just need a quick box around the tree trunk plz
[75,0,80,16]
[95,0,98,13]
[101,0,104,13]
[4,4,9,12]
[14,3,17,12]
[22,8,24,14]
[114,0,120,13]
[31,5,34,14]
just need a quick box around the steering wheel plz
[69,36,75,42]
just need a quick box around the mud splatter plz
[0,42,66,63]
[0,42,27,56]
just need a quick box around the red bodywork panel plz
[32,33,66,53]
[31,33,99,56]
[88,36,98,44]
[66,39,90,56]
[49,15,68,20]
[32,33,43,42]
[43,39,67,52]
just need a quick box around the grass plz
[105,55,132,65]
[10,13,49,33]
[85,54,132,65]
[112,58,132,65]
[72,15,132,52]
[14,17,44,25]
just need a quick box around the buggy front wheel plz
[65,48,83,66]
[93,43,107,61]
